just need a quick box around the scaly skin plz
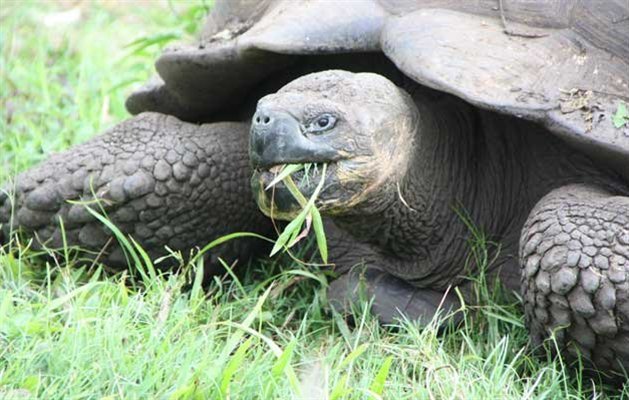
[521,184,629,377]
[0,112,271,272]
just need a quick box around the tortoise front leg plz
[520,183,629,378]
[328,266,464,326]
[0,112,272,271]
[325,225,463,326]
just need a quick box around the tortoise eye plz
[308,114,336,133]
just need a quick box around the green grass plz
[0,2,627,399]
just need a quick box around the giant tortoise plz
[1,0,628,379]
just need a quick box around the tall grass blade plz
[330,373,350,400]
[271,339,296,379]
[189,232,273,266]
[83,205,148,281]
[220,337,254,397]
[219,321,301,397]
[212,286,273,384]
[369,356,393,396]
[339,343,369,370]
[265,164,305,191]
[310,207,328,263]
[189,257,204,303]
[269,164,328,262]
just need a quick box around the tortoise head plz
[250,70,418,220]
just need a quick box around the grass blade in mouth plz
[267,163,329,263]
[284,171,328,262]
[264,164,305,191]
[310,206,328,264]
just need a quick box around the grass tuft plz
[267,163,329,263]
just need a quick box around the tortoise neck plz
[333,92,490,285]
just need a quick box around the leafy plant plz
[267,163,329,263]
[612,101,629,129]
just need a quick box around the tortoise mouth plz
[252,162,339,220]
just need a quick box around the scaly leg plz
[328,266,463,326]
[520,183,629,377]
[325,224,463,326]
[0,112,271,271]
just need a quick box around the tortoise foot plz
[0,113,270,271]
[328,266,463,327]
[521,183,629,379]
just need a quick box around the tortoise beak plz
[249,108,339,169]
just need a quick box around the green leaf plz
[219,322,302,397]
[124,32,182,53]
[189,231,274,266]
[270,164,328,261]
[190,257,205,303]
[612,102,629,128]
[331,309,354,347]
[269,210,310,256]
[330,373,351,400]
[271,339,296,378]
[220,337,254,396]
[265,164,305,190]
[217,257,247,297]
[44,282,101,312]
[168,381,199,400]
[369,356,393,396]
[481,309,525,328]
[216,286,272,366]
[283,174,309,207]
[338,343,370,370]
[83,205,146,280]
[21,375,40,392]
[0,290,14,329]
[130,236,159,284]
[311,207,328,263]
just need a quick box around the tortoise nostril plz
[253,112,273,126]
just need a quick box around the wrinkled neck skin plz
[331,89,619,289]
[333,92,483,287]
